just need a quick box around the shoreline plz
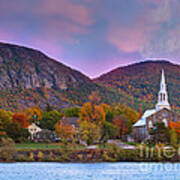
[1,148,180,163]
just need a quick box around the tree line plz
[0,91,140,145]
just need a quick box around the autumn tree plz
[12,113,29,128]
[55,121,75,144]
[114,104,139,124]
[113,115,131,139]
[0,109,29,142]
[78,102,106,126]
[0,109,12,137]
[78,91,107,145]
[169,121,180,137]
[100,104,118,141]
[80,121,102,145]
[109,104,139,139]
[0,109,12,127]
[0,119,6,137]
[25,106,42,124]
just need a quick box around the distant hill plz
[95,60,180,112]
[0,43,178,112]
[0,42,148,111]
[0,42,91,110]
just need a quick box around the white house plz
[27,123,42,140]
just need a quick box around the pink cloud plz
[28,37,64,59]
[108,25,147,53]
[31,0,94,45]
[45,19,88,42]
[0,30,16,42]
[107,7,161,53]
[138,0,163,5]
[40,0,94,26]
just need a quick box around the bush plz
[0,138,17,161]
[15,154,28,162]
[102,150,116,162]
[38,151,44,160]
[29,152,34,161]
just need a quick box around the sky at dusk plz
[0,0,180,77]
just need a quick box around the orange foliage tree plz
[12,113,29,128]
[55,121,75,143]
[168,121,180,137]
[78,102,106,126]
[78,91,106,145]
[113,115,131,138]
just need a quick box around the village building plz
[33,129,58,143]
[132,70,180,142]
[55,116,79,131]
[61,117,79,129]
[27,123,42,140]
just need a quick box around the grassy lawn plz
[15,143,86,150]
[16,143,61,149]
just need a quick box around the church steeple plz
[156,70,171,111]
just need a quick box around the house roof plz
[28,123,41,131]
[133,109,156,127]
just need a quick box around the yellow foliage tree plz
[25,106,42,124]
[0,109,12,130]
[80,121,101,145]
[78,98,106,145]
[78,102,106,126]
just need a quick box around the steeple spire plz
[161,69,165,91]
[156,70,171,111]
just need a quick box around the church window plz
[149,120,153,128]
[162,112,168,117]
[160,94,162,101]
[160,93,163,102]
[163,94,166,101]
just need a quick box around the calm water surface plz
[0,162,180,180]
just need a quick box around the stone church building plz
[132,70,180,142]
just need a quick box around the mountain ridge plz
[95,60,180,112]
[0,42,147,111]
[94,60,177,79]
[0,42,179,112]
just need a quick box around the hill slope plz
[0,42,148,111]
[95,60,180,111]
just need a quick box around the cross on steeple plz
[156,69,171,111]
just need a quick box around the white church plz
[132,70,180,142]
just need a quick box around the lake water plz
[0,162,180,180]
